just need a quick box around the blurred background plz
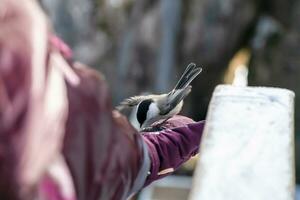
[39,0,299,198]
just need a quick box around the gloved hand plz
[140,115,205,187]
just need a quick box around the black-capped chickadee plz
[117,63,202,131]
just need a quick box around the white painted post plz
[189,85,295,200]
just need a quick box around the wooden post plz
[189,85,295,200]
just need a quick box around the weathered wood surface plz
[189,85,295,200]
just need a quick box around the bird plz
[116,63,202,131]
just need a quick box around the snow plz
[189,85,295,200]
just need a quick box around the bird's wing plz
[159,86,192,115]
[158,63,202,115]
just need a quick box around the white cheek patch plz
[129,106,140,130]
[147,103,160,121]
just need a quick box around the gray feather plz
[172,64,202,92]
[158,63,202,115]
[159,86,192,115]
[116,96,146,111]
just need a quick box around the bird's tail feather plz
[159,63,202,115]
[172,63,202,92]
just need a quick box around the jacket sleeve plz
[61,62,150,200]
[141,116,205,187]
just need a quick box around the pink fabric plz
[0,1,69,199]
[39,176,74,200]
[50,35,73,60]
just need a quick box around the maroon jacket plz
[0,1,205,199]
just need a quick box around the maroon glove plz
[141,116,205,187]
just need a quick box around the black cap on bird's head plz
[136,99,153,127]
